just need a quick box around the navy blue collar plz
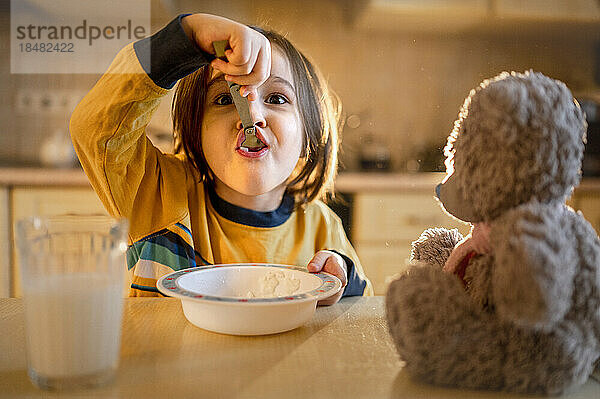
[207,186,295,228]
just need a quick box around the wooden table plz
[0,297,598,398]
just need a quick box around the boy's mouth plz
[235,129,269,157]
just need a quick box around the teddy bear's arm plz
[492,204,575,330]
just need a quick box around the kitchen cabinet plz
[352,185,600,296]
[351,0,488,34]
[494,0,600,21]
[0,187,9,297]
[10,187,107,297]
[352,191,470,295]
[350,0,600,34]
[2,170,599,298]
[570,190,600,234]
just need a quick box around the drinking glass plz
[16,215,128,390]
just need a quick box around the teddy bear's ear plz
[436,173,482,223]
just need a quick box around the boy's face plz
[201,47,304,204]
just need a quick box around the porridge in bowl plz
[157,264,342,335]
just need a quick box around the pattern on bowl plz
[157,263,341,304]
[156,263,343,335]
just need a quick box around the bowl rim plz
[156,263,342,306]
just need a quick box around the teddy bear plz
[385,70,600,395]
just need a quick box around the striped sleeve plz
[127,220,212,296]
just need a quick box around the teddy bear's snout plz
[436,175,481,223]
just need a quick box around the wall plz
[246,0,599,170]
[2,0,599,171]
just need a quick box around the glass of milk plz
[15,215,128,390]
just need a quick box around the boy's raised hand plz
[307,250,348,306]
[181,13,271,99]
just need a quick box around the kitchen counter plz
[0,167,446,190]
[2,167,600,192]
[335,172,446,192]
[335,172,600,193]
[0,166,90,187]
[0,297,598,398]
[0,166,444,189]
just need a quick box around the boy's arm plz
[331,250,372,297]
[69,15,211,240]
[134,14,213,89]
[306,204,373,303]
[325,207,373,297]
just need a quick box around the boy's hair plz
[172,27,341,206]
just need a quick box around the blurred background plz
[1,0,599,172]
[2,0,600,296]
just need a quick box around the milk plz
[23,273,123,378]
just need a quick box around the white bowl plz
[157,263,342,335]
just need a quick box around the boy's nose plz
[235,106,266,130]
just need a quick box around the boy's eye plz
[215,93,233,106]
[265,94,288,105]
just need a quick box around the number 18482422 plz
[18,42,74,53]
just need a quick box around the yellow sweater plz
[70,39,372,297]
